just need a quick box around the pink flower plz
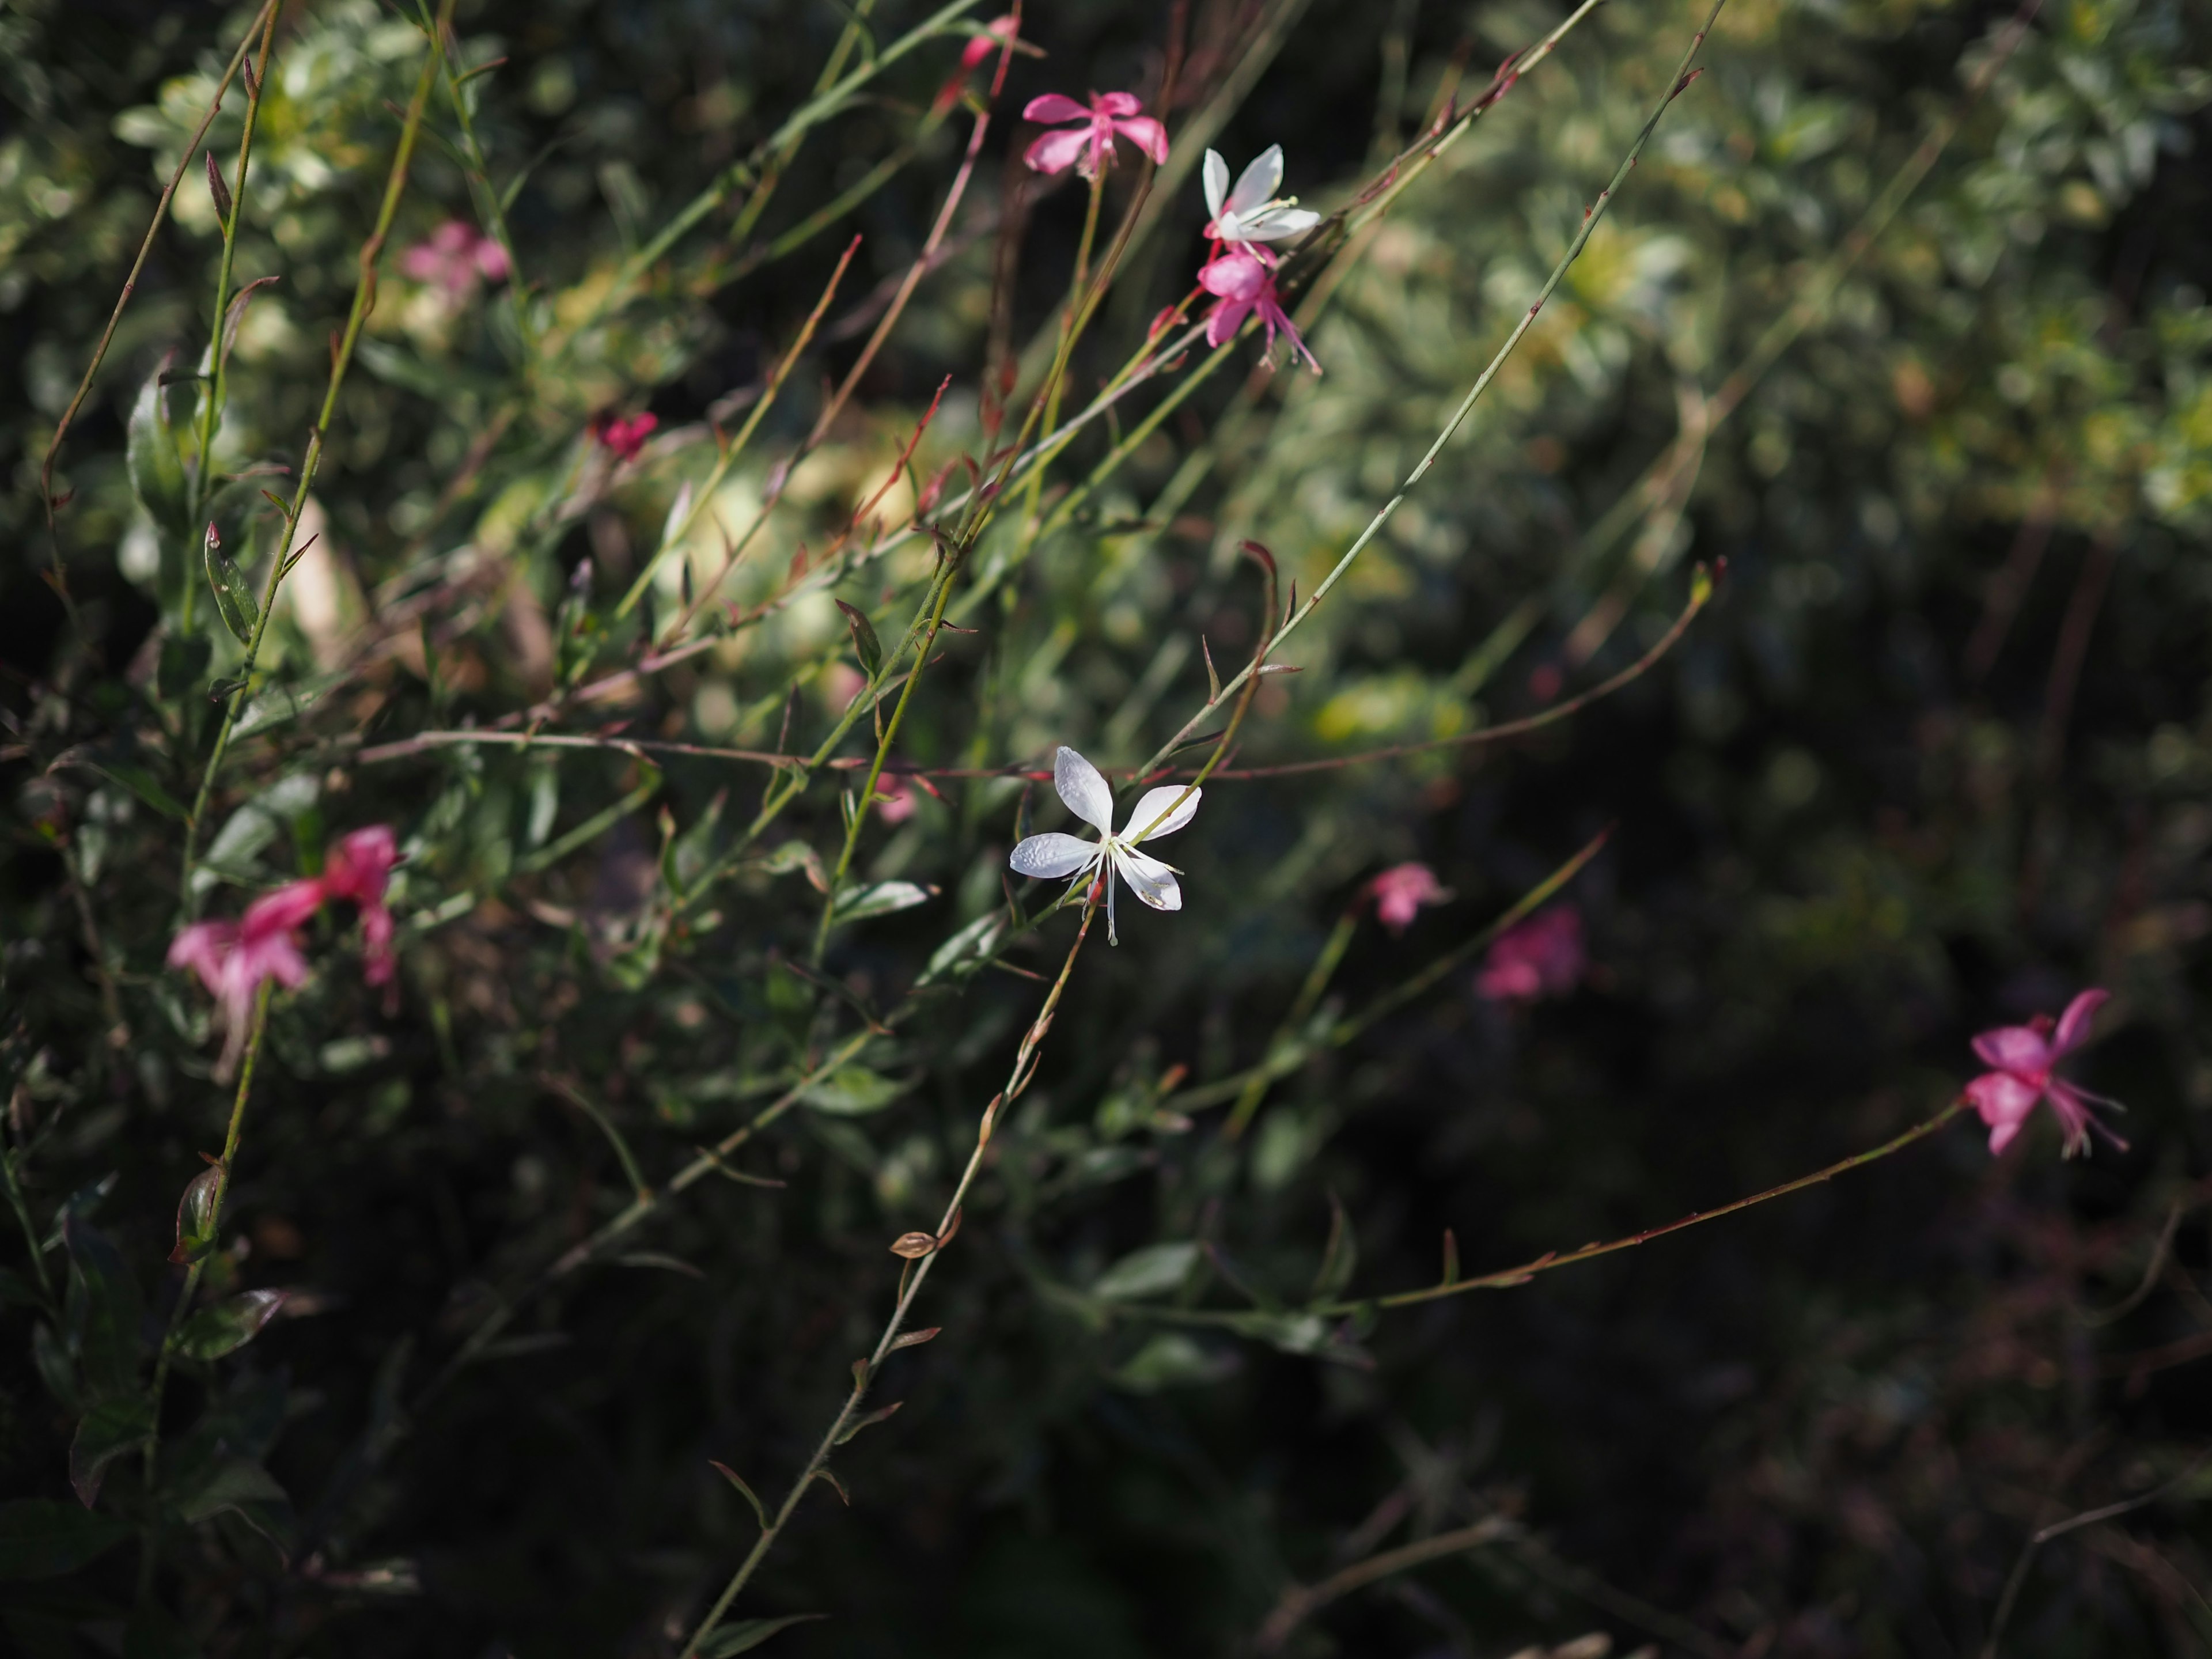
[935,14,1021,112]
[399,221,509,296]
[1368,863,1446,933]
[1022,92,1169,179]
[1476,908,1584,1003]
[168,879,322,1074]
[1198,250,1320,372]
[592,412,659,463]
[320,825,400,986]
[1965,989,2124,1158]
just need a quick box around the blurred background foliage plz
[4,0,2212,1654]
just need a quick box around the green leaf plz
[174,1457,293,1551]
[173,1289,286,1361]
[63,1217,142,1400]
[1111,1333,1239,1393]
[835,599,882,676]
[696,1614,825,1657]
[86,760,187,821]
[169,1165,223,1266]
[797,1067,909,1116]
[1090,1241,1200,1301]
[0,1499,135,1580]
[127,366,190,537]
[832,880,932,923]
[70,1395,154,1508]
[709,1460,769,1532]
[202,522,257,644]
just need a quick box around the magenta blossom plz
[592,411,658,463]
[1368,863,1447,934]
[1476,908,1584,1003]
[400,221,509,296]
[935,14,1021,113]
[1198,250,1320,372]
[320,825,400,986]
[1022,92,1168,179]
[1965,989,2124,1158]
[168,824,404,1071]
[168,880,323,1074]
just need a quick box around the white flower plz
[1007,747,1202,945]
[1202,145,1321,249]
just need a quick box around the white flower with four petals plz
[1008,747,1202,945]
[1202,145,1321,251]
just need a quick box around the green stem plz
[179,1,455,912]
[139,979,272,1589]
[181,4,279,638]
[1137,0,1728,779]
[681,895,1103,1657]
[1224,910,1357,1140]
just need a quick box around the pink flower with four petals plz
[399,221,510,297]
[1965,989,2123,1158]
[1022,92,1168,179]
[592,412,659,463]
[1198,249,1320,372]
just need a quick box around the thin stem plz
[1138,0,1729,780]
[1257,1518,1514,1651]
[1224,910,1357,1140]
[179,1,455,912]
[139,979,272,1585]
[181,1,281,637]
[681,895,1103,1657]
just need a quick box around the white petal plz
[1114,846,1183,912]
[1229,145,1285,216]
[1242,204,1320,241]
[1053,746,1115,833]
[1009,832,1100,880]
[1202,149,1230,224]
[1120,785,1202,843]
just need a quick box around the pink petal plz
[1091,91,1143,117]
[1964,1070,2039,1129]
[400,246,446,282]
[474,238,510,281]
[2051,988,2110,1055]
[238,930,312,994]
[1198,251,1266,301]
[324,825,399,907]
[1022,93,1089,123]
[1112,115,1169,164]
[244,878,327,940]
[1986,1115,2024,1156]
[1970,1024,2052,1074]
[168,921,239,994]
[1205,295,1254,349]
[1024,127,1092,175]
[359,906,397,987]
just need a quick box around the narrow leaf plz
[887,1327,940,1352]
[204,149,233,222]
[173,1288,287,1361]
[709,1461,770,1533]
[170,1164,224,1265]
[833,1400,902,1445]
[812,1469,850,1506]
[888,1232,936,1259]
[835,599,883,677]
[1092,1241,1200,1301]
[1202,635,1221,702]
[1310,1193,1357,1301]
[203,522,257,643]
[127,365,190,537]
[70,1395,154,1508]
[220,275,282,371]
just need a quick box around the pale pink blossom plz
[1476,908,1584,1003]
[399,221,510,296]
[1201,146,1319,253]
[320,825,400,986]
[591,412,659,463]
[1368,863,1446,933]
[1965,989,2124,1158]
[168,880,322,1073]
[1198,250,1320,372]
[1022,92,1169,179]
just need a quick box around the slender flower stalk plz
[179,2,454,910]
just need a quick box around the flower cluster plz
[399,221,509,298]
[169,826,399,1072]
[1008,748,1200,945]
[1196,146,1321,371]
